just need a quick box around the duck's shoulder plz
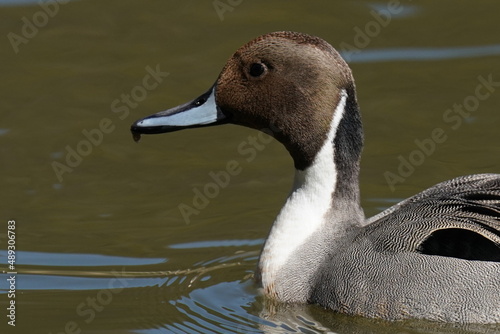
[364,173,500,262]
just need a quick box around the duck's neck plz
[257,88,364,302]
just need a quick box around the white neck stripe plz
[259,89,347,294]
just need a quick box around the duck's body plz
[131,31,500,323]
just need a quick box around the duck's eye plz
[249,63,266,77]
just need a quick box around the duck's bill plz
[130,85,227,142]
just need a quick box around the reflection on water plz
[345,44,500,63]
[1,250,165,267]
[0,0,61,5]
[1,0,500,333]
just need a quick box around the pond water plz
[1,0,499,333]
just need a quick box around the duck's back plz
[310,173,500,323]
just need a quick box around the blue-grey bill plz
[130,85,226,142]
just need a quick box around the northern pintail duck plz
[131,31,500,323]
